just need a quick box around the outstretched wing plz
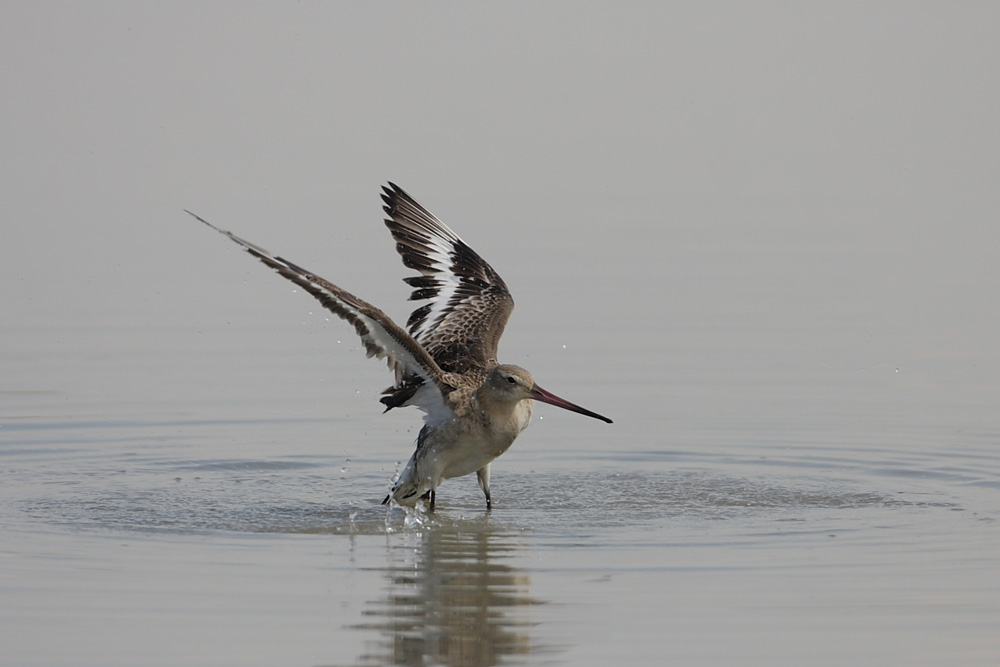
[186,209,455,420]
[381,182,514,375]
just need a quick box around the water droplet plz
[402,503,428,530]
[384,506,394,533]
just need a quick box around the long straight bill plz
[530,385,613,424]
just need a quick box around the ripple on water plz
[18,466,957,537]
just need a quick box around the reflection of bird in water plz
[355,525,538,666]
[188,183,611,509]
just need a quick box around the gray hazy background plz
[4,2,998,436]
[3,4,1000,666]
[4,3,997,336]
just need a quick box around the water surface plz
[3,4,1000,666]
[3,310,998,666]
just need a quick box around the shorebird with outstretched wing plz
[187,183,611,509]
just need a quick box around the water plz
[3,309,998,666]
[4,4,1000,665]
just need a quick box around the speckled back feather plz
[379,183,514,409]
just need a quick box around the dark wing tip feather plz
[378,184,515,370]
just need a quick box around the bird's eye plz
[506,376,516,384]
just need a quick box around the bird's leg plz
[419,488,436,511]
[476,465,492,510]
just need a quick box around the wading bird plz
[187,183,612,509]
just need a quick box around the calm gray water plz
[3,256,998,666]
[3,4,1000,666]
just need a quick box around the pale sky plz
[3,3,998,344]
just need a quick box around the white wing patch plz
[381,183,514,374]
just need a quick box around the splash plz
[383,498,432,533]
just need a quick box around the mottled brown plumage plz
[187,183,611,510]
